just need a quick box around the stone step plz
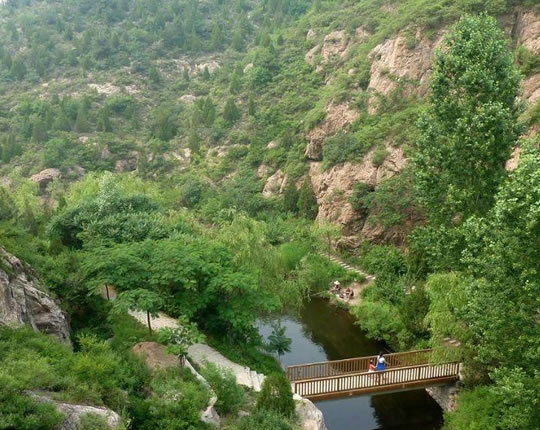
[322,253,376,280]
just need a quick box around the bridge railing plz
[287,349,432,382]
[293,362,460,399]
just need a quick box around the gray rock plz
[0,247,70,344]
[31,392,121,430]
[294,394,328,430]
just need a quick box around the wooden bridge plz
[287,349,460,400]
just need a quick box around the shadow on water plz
[258,297,443,430]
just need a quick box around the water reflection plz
[258,298,443,430]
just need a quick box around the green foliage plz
[413,14,522,224]
[79,413,112,430]
[234,410,293,430]
[297,178,318,220]
[265,321,292,360]
[256,372,295,418]
[132,369,209,430]
[515,45,540,76]
[202,363,245,416]
[223,98,241,124]
[158,317,204,364]
[113,289,165,333]
[282,180,299,214]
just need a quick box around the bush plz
[79,413,111,430]
[234,410,293,430]
[256,372,295,418]
[279,241,310,271]
[202,363,244,416]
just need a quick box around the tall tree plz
[223,98,240,124]
[297,178,318,220]
[413,15,521,225]
[74,105,90,133]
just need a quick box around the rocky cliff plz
[0,247,70,343]
[295,7,540,246]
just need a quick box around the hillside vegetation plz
[0,0,539,429]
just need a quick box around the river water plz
[258,298,443,430]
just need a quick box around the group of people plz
[329,280,355,300]
[368,352,387,372]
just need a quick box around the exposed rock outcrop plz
[426,383,459,412]
[0,247,70,343]
[115,151,139,173]
[305,103,359,160]
[309,144,406,234]
[31,392,121,430]
[30,168,62,190]
[262,169,288,198]
[305,28,369,72]
[511,9,540,103]
[294,394,328,430]
[368,29,444,105]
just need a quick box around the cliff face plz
[299,8,540,246]
[0,247,70,343]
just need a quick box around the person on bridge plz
[376,352,387,371]
[368,359,376,372]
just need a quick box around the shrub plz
[202,363,245,416]
[279,241,310,271]
[79,413,111,430]
[235,410,293,430]
[256,372,295,418]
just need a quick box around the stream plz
[258,298,443,430]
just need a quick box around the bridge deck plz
[292,362,460,400]
[287,349,432,382]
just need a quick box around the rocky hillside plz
[0,0,538,247]
[0,247,70,343]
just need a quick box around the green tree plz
[113,289,164,334]
[413,14,521,224]
[230,72,241,94]
[282,180,299,214]
[202,66,211,81]
[297,178,318,220]
[232,27,244,51]
[97,108,112,132]
[157,317,204,366]
[223,98,241,124]
[188,128,201,155]
[10,56,27,80]
[265,321,291,364]
[31,119,48,143]
[74,105,90,133]
[210,22,223,51]
[248,96,256,116]
[256,372,295,417]
[149,66,162,84]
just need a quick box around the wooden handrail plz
[293,361,460,399]
[287,349,433,381]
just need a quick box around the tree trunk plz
[147,310,152,334]
[105,285,110,301]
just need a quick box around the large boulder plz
[262,169,288,198]
[31,392,121,430]
[30,168,62,190]
[0,247,70,344]
[294,394,328,430]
